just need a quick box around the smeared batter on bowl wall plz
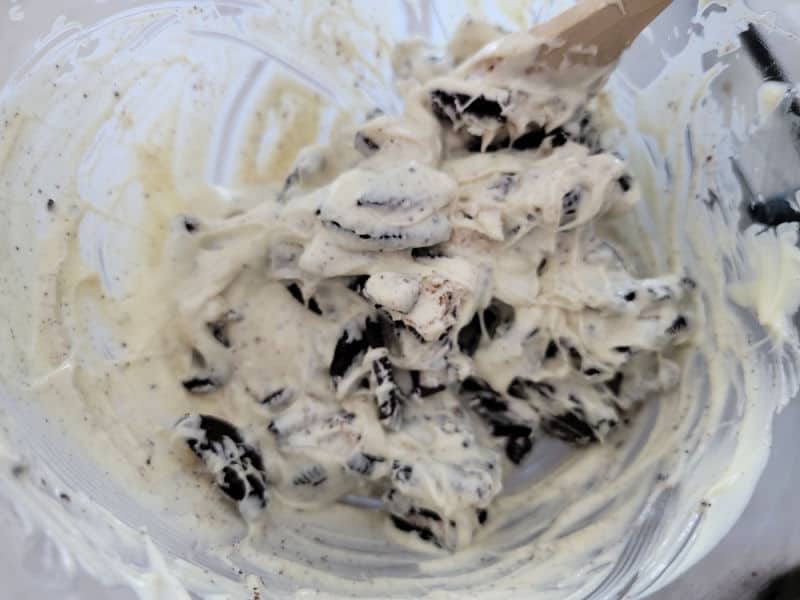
[0,1,796,599]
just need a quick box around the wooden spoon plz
[534,0,673,69]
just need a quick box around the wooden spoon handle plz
[534,0,672,68]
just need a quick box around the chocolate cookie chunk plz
[174,414,270,518]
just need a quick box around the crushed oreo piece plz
[409,370,446,397]
[286,283,323,316]
[348,275,371,294]
[182,377,222,394]
[392,462,414,483]
[175,414,269,513]
[329,324,368,380]
[206,309,243,348]
[666,315,689,335]
[259,387,294,408]
[431,90,506,123]
[385,491,461,549]
[511,125,546,150]
[390,515,438,545]
[748,195,800,230]
[537,258,548,276]
[355,132,380,155]
[618,174,633,192]
[292,464,328,487]
[182,216,200,233]
[460,377,535,463]
[483,298,515,339]
[561,187,583,226]
[549,128,569,147]
[346,452,386,476]
[181,349,226,394]
[457,313,482,356]
[411,246,446,259]
[372,356,406,429]
[543,410,598,446]
[606,372,624,396]
[505,435,534,465]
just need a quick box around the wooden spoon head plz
[533,0,672,70]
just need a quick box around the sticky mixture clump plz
[169,20,696,551]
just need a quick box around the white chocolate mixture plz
[0,2,797,599]
[160,17,695,551]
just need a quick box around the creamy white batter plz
[0,1,797,599]
[156,16,696,551]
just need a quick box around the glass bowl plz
[0,1,797,598]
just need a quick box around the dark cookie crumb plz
[354,132,380,155]
[505,435,534,465]
[292,465,328,487]
[177,414,269,508]
[409,370,446,397]
[618,174,633,192]
[347,274,370,293]
[483,298,515,339]
[346,452,385,475]
[392,462,413,483]
[666,315,688,335]
[566,344,583,370]
[411,245,446,259]
[390,515,439,546]
[286,283,323,316]
[207,309,243,348]
[182,377,221,394]
[371,355,406,428]
[511,125,545,150]
[748,195,800,229]
[561,187,583,226]
[259,387,293,407]
[606,372,624,396]
[329,325,368,380]
[457,313,482,356]
[430,90,506,123]
[543,411,598,446]
[183,216,200,233]
[549,128,570,147]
